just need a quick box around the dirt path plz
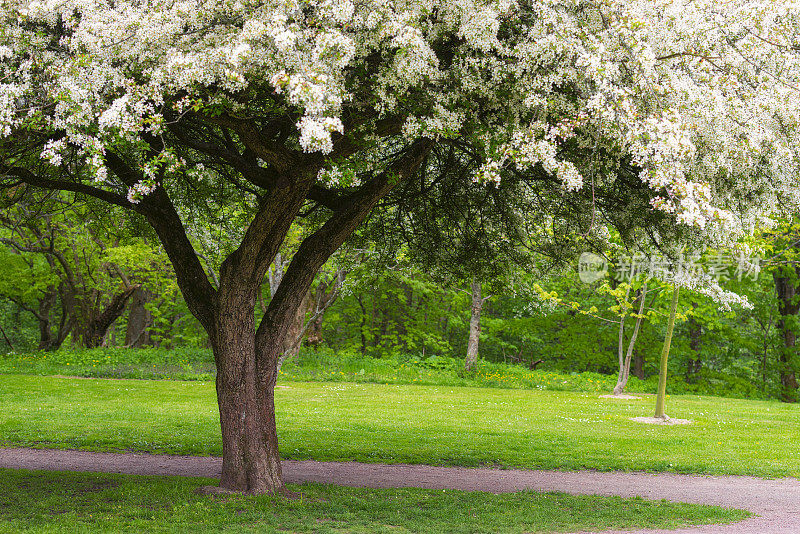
[1,448,798,533]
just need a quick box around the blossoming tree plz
[1,0,798,493]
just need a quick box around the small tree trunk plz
[464,278,483,372]
[35,287,58,350]
[305,312,325,347]
[276,289,311,368]
[654,285,679,419]
[357,295,368,355]
[613,283,647,395]
[613,285,631,394]
[0,321,13,349]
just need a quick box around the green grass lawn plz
[0,469,747,533]
[1,375,798,477]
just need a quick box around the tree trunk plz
[654,285,679,419]
[774,271,800,403]
[125,288,154,348]
[279,289,311,362]
[131,138,431,495]
[613,285,632,394]
[213,296,283,494]
[35,287,58,351]
[464,278,483,372]
[357,295,368,355]
[305,311,325,347]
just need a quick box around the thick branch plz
[2,166,132,209]
[137,187,219,334]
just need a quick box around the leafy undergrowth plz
[0,347,216,381]
[0,346,767,399]
[0,469,747,533]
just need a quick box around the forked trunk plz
[213,297,283,494]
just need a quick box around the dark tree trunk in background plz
[357,295,368,355]
[305,308,325,347]
[9,284,71,351]
[125,288,154,347]
[281,289,311,359]
[632,349,645,379]
[81,285,139,348]
[464,278,483,372]
[303,271,345,349]
[774,271,800,403]
[35,287,58,350]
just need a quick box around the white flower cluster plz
[477,126,584,191]
[126,179,157,204]
[672,271,753,311]
[0,0,798,242]
[297,116,344,153]
[41,139,66,167]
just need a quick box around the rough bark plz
[774,271,800,403]
[278,289,312,363]
[464,278,483,372]
[213,140,431,494]
[213,293,283,494]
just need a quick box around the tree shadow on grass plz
[0,468,747,533]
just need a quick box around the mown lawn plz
[0,375,798,477]
[0,469,747,533]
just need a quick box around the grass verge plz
[0,469,747,533]
[0,375,798,477]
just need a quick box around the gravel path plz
[1,447,797,533]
